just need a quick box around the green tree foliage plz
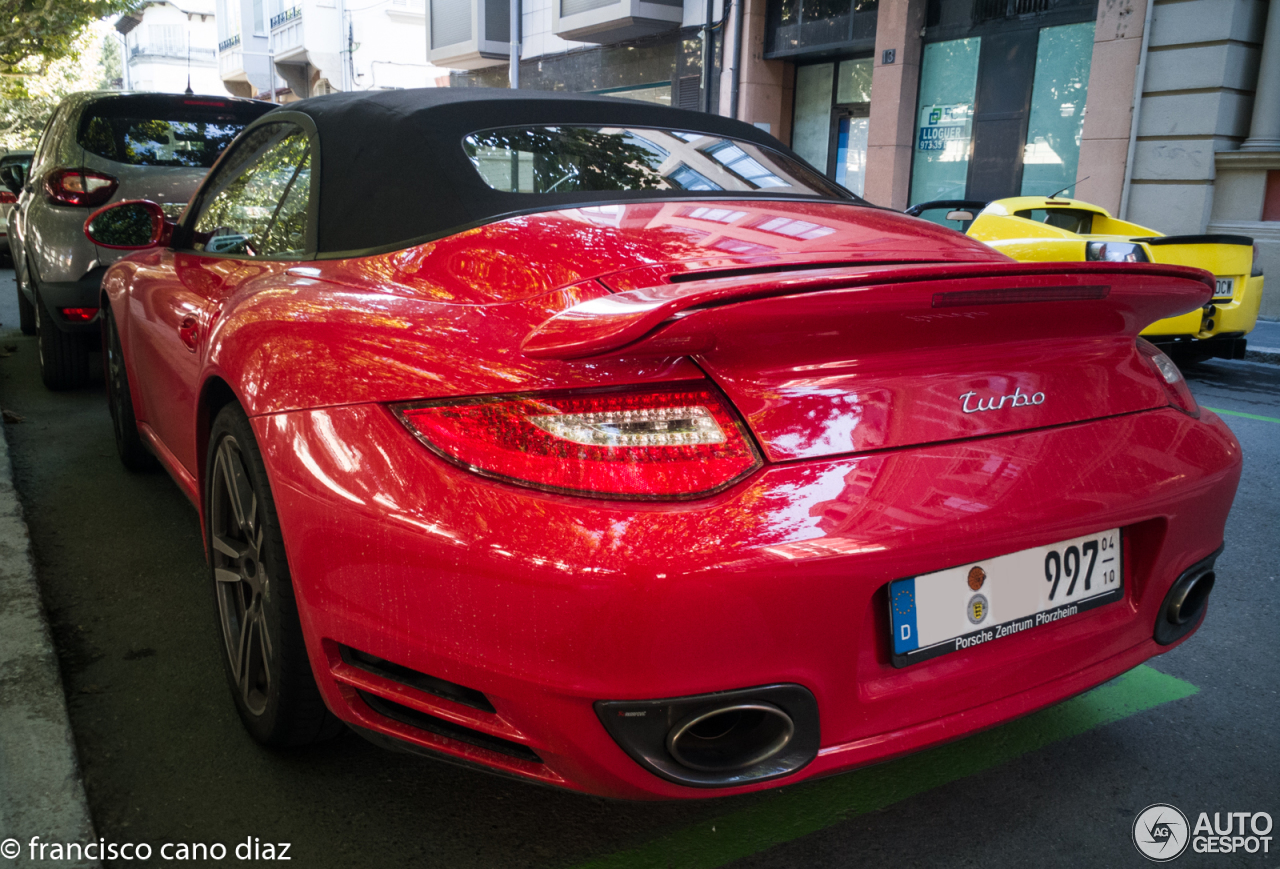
[1,0,136,72]
[97,32,122,89]
[0,25,113,150]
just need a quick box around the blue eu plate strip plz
[890,578,918,654]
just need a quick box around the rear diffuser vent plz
[357,690,542,763]
[339,645,495,713]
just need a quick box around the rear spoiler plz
[1133,234,1253,247]
[521,261,1215,360]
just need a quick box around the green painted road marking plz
[1203,406,1280,424]
[572,665,1196,869]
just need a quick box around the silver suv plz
[8,91,272,389]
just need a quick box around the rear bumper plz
[253,404,1241,799]
[1141,273,1264,342]
[32,269,105,333]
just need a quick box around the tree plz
[0,25,109,150]
[1,0,136,73]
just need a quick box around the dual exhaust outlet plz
[597,684,820,788]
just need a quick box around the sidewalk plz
[0,389,100,865]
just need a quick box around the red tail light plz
[0,191,16,204]
[45,168,118,207]
[394,384,763,500]
[60,307,99,322]
[1138,339,1199,418]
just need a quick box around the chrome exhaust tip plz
[596,684,819,788]
[1155,548,1221,645]
[666,702,795,773]
[1165,570,1215,626]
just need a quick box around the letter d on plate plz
[891,578,919,654]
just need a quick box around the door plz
[792,57,873,192]
[831,105,870,196]
[128,120,314,475]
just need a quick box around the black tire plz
[102,306,157,471]
[17,284,35,335]
[206,403,343,747]
[34,284,90,390]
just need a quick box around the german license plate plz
[889,529,1123,667]
[1214,277,1235,299]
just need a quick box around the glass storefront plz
[1020,21,1095,196]
[908,0,1097,206]
[908,37,980,205]
[791,57,872,195]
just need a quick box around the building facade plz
[116,0,231,96]
[215,0,440,100]
[435,0,1278,317]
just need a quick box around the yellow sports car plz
[906,196,1265,363]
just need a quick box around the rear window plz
[78,97,272,168]
[463,126,852,199]
[0,154,31,171]
[1015,208,1094,234]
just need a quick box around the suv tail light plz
[394,383,763,500]
[0,191,15,205]
[1137,339,1199,418]
[45,168,118,207]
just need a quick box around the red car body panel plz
[99,197,1242,799]
[253,404,1237,798]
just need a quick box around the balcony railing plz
[270,6,301,28]
[218,34,241,51]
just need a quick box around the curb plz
[0,418,101,869]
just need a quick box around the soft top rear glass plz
[78,95,273,168]
[463,126,853,200]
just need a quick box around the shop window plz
[909,38,980,207]
[1020,21,1094,196]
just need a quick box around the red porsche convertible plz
[85,89,1240,800]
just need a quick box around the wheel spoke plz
[235,606,254,693]
[218,439,257,540]
[211,533,249,560]
[214,567,242,584]
[256,607,273,674]
[241,607,270,708]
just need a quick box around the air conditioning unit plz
[428,0,509,69]
[552,0,682,44]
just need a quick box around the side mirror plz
[946,210,975,222]
[0,164,24,194]
[84,200,174,250]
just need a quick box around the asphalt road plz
[0,265,1276,868]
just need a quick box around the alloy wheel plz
[210,434,274,717]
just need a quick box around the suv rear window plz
[78,96,272,168]
[463,126,851,199]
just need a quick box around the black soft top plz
[266,87,851,256]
